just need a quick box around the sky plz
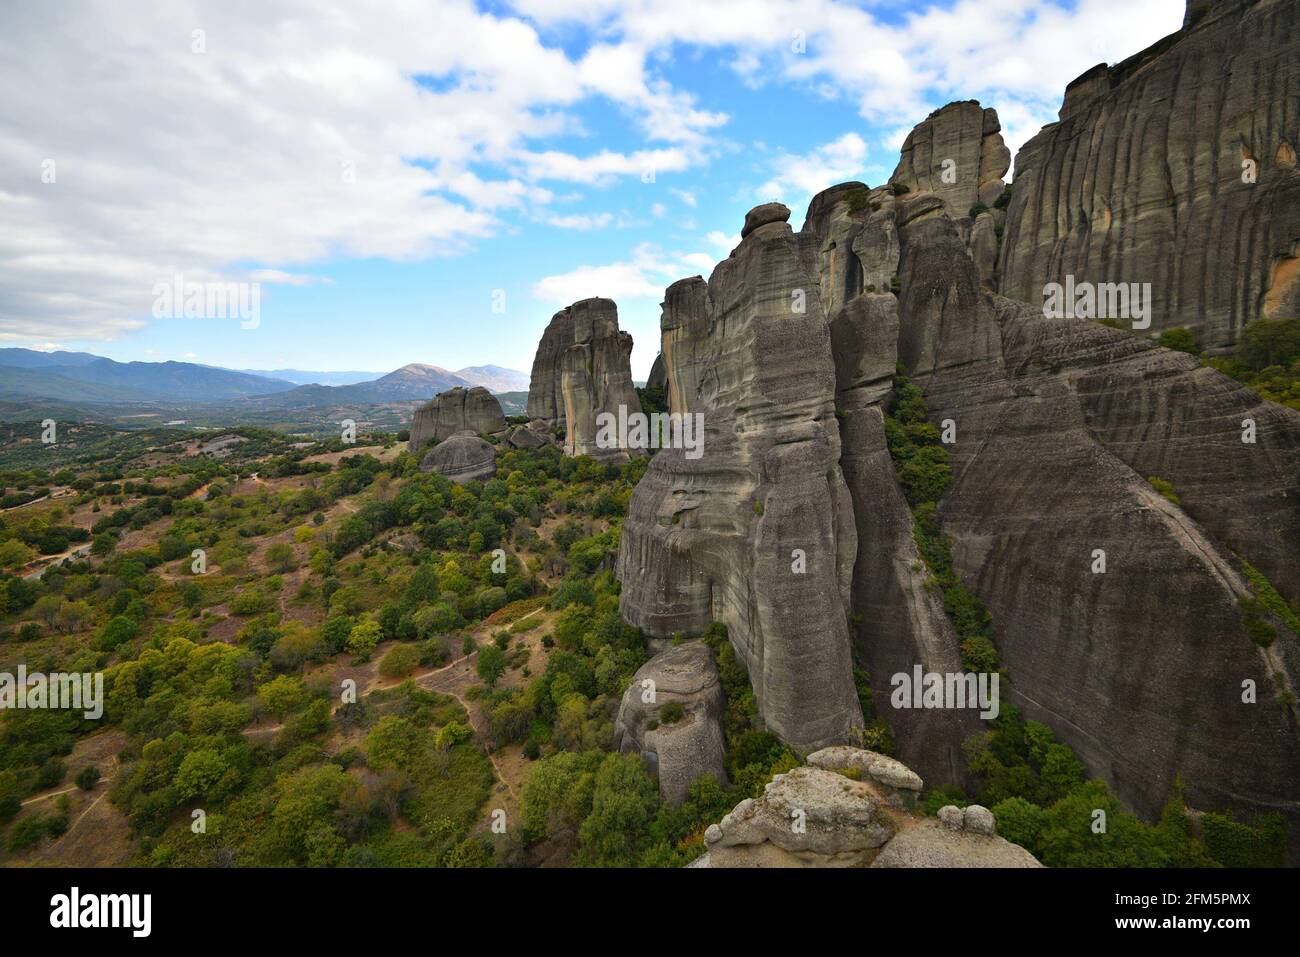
[0,0,1186,379]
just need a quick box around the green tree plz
[476,643,507,687]
[347,619,382,660]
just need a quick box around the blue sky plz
[0,0,1185,379]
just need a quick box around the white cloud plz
[758,132,867,202]
[511,0,1184,160]
[532,242,717,305]
[705,231,740,252]
[248,270,335,286]
[0,0,725,341]
[546,212,616,230]
[670,188,697,207]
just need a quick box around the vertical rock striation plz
[998,0,1300,348]
[615,0,1300,850]
[616,202,864,752]
[526,297,644,461]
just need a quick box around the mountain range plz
[0,348,529,408]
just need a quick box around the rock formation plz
[525,297,644,461]
[646,353,667,393]
[618,0,1300,856]
[998,0,1300,348]
[693,748,1041,868]
[892,100,1010,289]
[503,420,553,450]
[611,3,1300,852]
[613,642,728,805]
[615,200,864,754]
[418,431,496,483]
[409,386,506,452]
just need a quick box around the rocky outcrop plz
[694,749,1041,868]
[702,766,896,867]
[806,745,923,809]
[802,184,983,789]
[998,0,1300,349]
[418,432,496,483]
[526,297,644,461]
[616,201,864,753]
[613,642,728,805]
[891,101,1010,290]
[409,386,506,452]
[646,353,667,392]
[892,100,1010,216]
[504,420,554,450]
[871,815,1042,868]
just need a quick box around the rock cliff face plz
[409,386,506,452]
[615,0,1300,853]
[613,642,728,805]
[615,201,864,753]
[998,0,1300,349]
[525,297,644,461]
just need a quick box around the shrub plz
[75,766,101,790]
[379,643,421,679]
[1157,327,1200,355]
[658,700,685,724]
[1146,476,1181,507]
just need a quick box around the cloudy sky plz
[0,0,1185,378]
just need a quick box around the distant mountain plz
[0,350,529,415]
[454,364,529,394]
[238,368,381,387]
[0,350,296,402]
[0,366,160,403]
[232,363,474,410]
[0,348,103,369]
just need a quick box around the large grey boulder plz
[613,642,727,805]
[526,297,644,461]
[871,818,1043,868]
[419,432,496,483]
[409,386,506,452]
[806,746,923,809]
[504,420,552,450]
[998,0,1300,348]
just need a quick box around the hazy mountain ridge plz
[0,350,530,413]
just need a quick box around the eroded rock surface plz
[870,818,1042,868]
[617,0,1300,854]
[418,432,496,483]
[409,386,506,452]
[527,297,644,461]
[999,0,1300,347]
[613,642,727,805]
[616,201,864,753]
